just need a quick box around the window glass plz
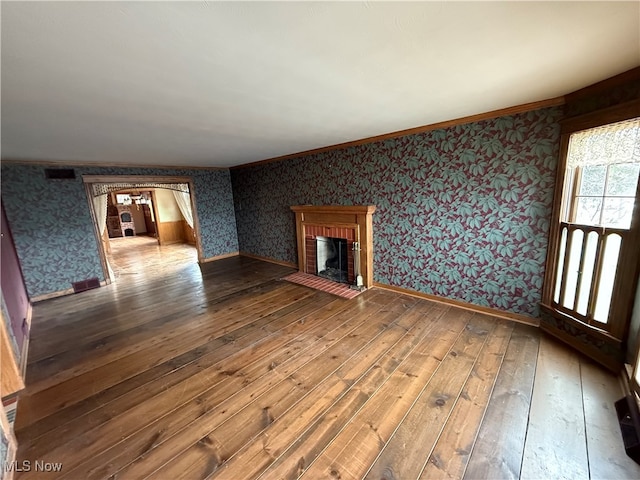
[571,163,639,227]
[593,234,622,323]
[567,119,639,228]
[574,197,602,225]
[562,229,584,309]
[579,165,606,196]
[116,194,131,205]
[576,232,599,316]
[553,227,568,304]
[602,197,635,228]
[606,163,640,196]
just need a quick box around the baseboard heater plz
[615,394,640,464]
[72,277,101,294]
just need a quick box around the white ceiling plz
[1,1,639,168]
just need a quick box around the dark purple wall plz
[1,202,30,357]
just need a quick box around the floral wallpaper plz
[0,165,238,298]
[1,107,562,316]
[232,107,563,317]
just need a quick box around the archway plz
[82,175,203,284]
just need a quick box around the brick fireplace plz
[116,205,136,237]
[291,205,376,288]
[305,226,356,283]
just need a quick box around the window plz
[571,163,640,228]
[116,194,132,205]
[562,120,640,229]
[545,118,640,336]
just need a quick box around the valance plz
[91,182,189,197]
[567,118,640,169]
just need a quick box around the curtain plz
[93,194,108,236]
[173,190,194,228]
[92,194,115,280]
[567,118,640,168]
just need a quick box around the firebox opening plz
[316,236,349,284]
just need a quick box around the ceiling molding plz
[0,159,225,171]
[232,96,566,170]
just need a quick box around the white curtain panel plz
[173,190,194,228]
[92,194,115,280]
[568,118,640,169]
[93,194,108,235]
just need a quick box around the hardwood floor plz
[106,235,198,280]
[13,254,640,479]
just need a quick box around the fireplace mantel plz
[291,205,376,288]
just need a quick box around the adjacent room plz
[1,2,639,479]
[95,185,199,281]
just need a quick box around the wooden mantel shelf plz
[290,205,376,216]
[291,205,376,288]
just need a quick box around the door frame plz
[82,175,204,284]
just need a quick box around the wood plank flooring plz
[13,248,640,479]
[106,235,198,280]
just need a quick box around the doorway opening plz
[83,176,202,285]
[108,191,156,240]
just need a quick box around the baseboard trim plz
[200,251,240,263]
[31,280,108,303]
[373,282,539,327]
[239,252,297,268]
[158,239,186,246]
[32,288,75,303]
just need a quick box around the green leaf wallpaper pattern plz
[1,165,238,298]
[231,107,563,317]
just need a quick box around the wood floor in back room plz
[13,246,640,479]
